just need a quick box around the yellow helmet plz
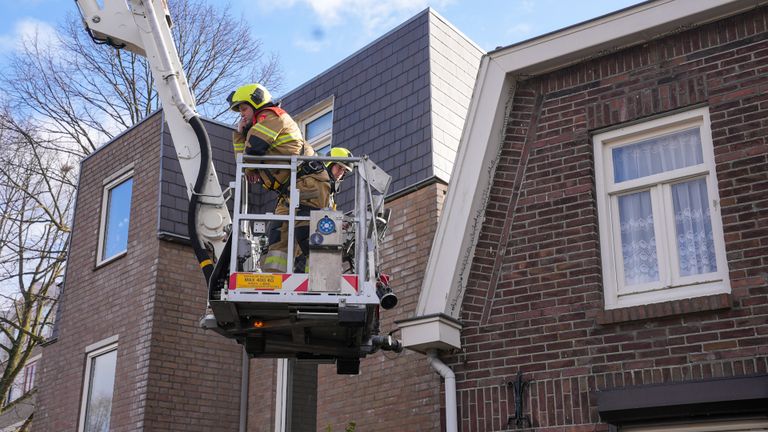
[326,147,353,171]
[227,83,272,111]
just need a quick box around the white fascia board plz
[415,55,511,319]
[492,0,765,75]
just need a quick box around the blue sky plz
[0,0,642,96]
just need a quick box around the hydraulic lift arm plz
[75,0,231,281]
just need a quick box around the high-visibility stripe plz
[200,259,213,268]
[252,123,279,141]
[264,255,287,266]
[263,252,288,273]
[233,143,245,151]
[271,133,301,148]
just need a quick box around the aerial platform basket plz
[205,153,399,373]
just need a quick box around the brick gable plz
[455,7,768,431]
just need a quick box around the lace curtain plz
[673,178,716,276]
[612,128,703,183]
[619,191,659,285]
[613,128,716,286]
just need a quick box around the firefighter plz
[325,147,353,210]
[228,83,330,273]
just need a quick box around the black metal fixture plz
[507,371,531,429]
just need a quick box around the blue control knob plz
[317,216,336,235]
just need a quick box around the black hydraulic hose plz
[188,115,214,284]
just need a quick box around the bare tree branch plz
[0,0,283,418]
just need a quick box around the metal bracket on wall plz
[507,371,531,429]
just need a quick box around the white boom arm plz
[75,0,231,273]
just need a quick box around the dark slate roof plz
[280,10,433,196]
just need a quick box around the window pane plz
[315,144,330,156]
[84,349,117,432]
[618,191,659,285]
[23,362,36,392]
[673,178,717,276]
[613,128,703,183]
[305,111,332,141]
[103,178,133,259]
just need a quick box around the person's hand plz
[245,169,260,184]
[237,117,251,134]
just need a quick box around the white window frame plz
[3,354,41,405]
[594,107,730,310]
[96,166,134,266]
[296,97,334,154]
[22,355,39,393]
[40,302,54,340]
[78,335,118,432]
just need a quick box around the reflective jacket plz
[233,106,312,190]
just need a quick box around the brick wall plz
[33,113,164,431]
[143,240,243,431]
[314,181,448,431]
[247,359,277,432]
[453,7,768,432]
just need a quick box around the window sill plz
[94,250,127,270]
[41,336,58,347]
[596,293,732,325]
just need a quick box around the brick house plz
[32,8,482,432]
[32,112,245,431]
[400,0,768,431]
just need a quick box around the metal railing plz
[229,153,390,295]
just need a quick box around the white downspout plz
[427,350,457,432]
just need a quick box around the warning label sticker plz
[235,273,282,290]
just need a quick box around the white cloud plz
[259,0,455,34]
[244,0,456,55]
[0,18,59,53]
[302,0,454,34]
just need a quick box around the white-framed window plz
[594,107,730,310]
[297,98,334,155]
[22,359,37,393]
[78,336,118,432]
[40,302,55,340]
[4,354,40,405]
[97,167,134,265]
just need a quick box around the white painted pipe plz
[427,350,458,432]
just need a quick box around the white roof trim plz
[413,0,766,325]
[492,0,764,76]
[416,55,511,317]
